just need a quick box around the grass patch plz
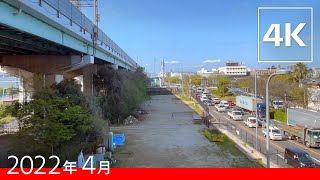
[193,120,202,125]
[174,93,202,114]
[203,128,225,142]
[223,96,236,103]
[270,109,286,123]
[0,116,15,125]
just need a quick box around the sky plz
[81,0,320,74]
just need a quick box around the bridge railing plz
[24,0,137,68]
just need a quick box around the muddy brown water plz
[112,95,262,167]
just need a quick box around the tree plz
[190,74,205,86]
[13,79,95,158]
[165,77,180,84]
[293,63,307,85]
[217,75,230,97]
[182,75,191,96]
[94,66,148,124]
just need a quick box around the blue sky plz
[82,0,320,74]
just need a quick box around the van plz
[284,147,316,168]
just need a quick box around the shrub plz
[270,109,287,123]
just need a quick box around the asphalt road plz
[206,104,320,167]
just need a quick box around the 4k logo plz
[263,23,306,47]
[258,7,313,62]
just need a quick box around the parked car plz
[284,147,317,168]
[215,104,226,112]
[262,125,282,140]
[244,117,257,128]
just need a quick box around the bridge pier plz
[82,64,97,96]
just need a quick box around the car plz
[202,92,209,96]
[227,110,243,121]
[244,117,257,128]
[284,147,317,168]
[262,126,282,140]
[200,95,208,102]
[205,100,214,106]
[215,104,226,112]
[220,100,229,108]
[227,101,235,106]
[257,118,266,127]
[213,98,220,104]
[232,108,245,115]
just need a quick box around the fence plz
[191,91,290,167]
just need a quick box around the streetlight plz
[266,69,292,168]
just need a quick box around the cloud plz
[202,59,221,64]
[165,60,179,64]
[145,64,151,66]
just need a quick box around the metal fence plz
[191,92,290,167]
[15,0,137,67]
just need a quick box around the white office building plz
[218,62,248,76]
[197,68,219,77]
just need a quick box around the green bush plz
[211,90,223,97]
[0,103,18,120]
[270,109,286,123]
[204,128,225,142]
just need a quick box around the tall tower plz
[160,60,165,87]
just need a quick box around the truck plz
[272,100,284,109]
[257,103,266,118]
[281,108,320,148]
[227,110,243,121]
[236,96,263,112]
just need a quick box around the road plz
[206,104,320,167]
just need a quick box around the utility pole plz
[94,0,99,29]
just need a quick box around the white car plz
[213,98,220,104]
[203,89,210,94]
[220,100,229,108]
[200,95,208,102]
[215,104,226,112]
[262,126,283,140]
[244,117,257,128]
[227,111,243,121]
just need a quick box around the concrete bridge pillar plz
[112,64,119,70]
[83,64,97,96]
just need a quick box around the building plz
[197,68,219,77]
[310,67,320,78]
[218,62,248,76]
[301,79,320,111]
